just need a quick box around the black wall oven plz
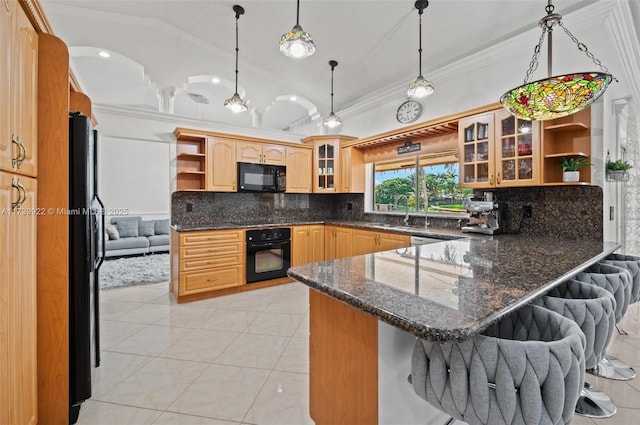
[246,228,291,283]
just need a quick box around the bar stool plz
[575,263,635,381]
[602,253,640,304]
[531,279,617,418]
[411,304,585,425]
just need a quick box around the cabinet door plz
[11,6,37,177]
[291,225,310,266]
[378,232,410,251]
[262,144,286,165]
[334,227,352,259]
[285,147,312,193]
[352,229,378,256]
[494,109,540,187]
[339,147,365,193]
[309,225,325,263]
[0,172,12,424]
[459,113,495,189]
[207,138,237,191]
[236,142,262,164]
[324,226,336,260]
[314,141,338,193]
[0,0,13,172]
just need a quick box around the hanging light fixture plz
[500,0,615,121]
[224,5,248,113]
[323,60,342,128]
[279,0,316,59]
[407,0,434,99]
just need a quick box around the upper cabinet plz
[175,131,207,191]
[459,110,541,189]
[541,108,592,185]
[236,142,286,165]
[1,1,38,177]
[285,146,313,193]
[207,136,237,192]
[340,146,365,193]
[302,135,359,194]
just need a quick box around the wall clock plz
[396,100,422,124]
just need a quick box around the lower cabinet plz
[292,225,325,266]
[173,229,244,300]
[352,229,410,256]
[325,225,353,260]
[1,172,37,425]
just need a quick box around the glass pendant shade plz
[323,112,342,128]
[500,72,612,121]
[280,24,316,58]
[224,93,248,113]
[407,75,434,99]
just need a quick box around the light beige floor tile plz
[103,286,171,303]
[100,300,143,320]
[152,411,238,424]
[589,406,640,424]
[215,334,290,369]
[155,306,211,329]
[168,364,270,422]
[92,351,152,399]
[100,320,147,350]
[274,337,309,374]
[243,370,313,425]
[571,414,596,425]
[247,311,303,337]
[293,313,309,339]
[148,291,178,305]
[109,324,191,356]
[102,357,208,410]
[201,308,261,333]
[114,303,172,324]
[162,328,241,363]
[584,375,640,409]
[265,296,309,315]
[75,400,161,425]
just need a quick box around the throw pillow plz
[155,219,170,235]
[105,224,119,240]
[116,220,139,238]
[138,220,155,237]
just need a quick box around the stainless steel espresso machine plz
[461,192,504,235]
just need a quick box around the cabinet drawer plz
[180,230,243,246]
[179,266,243,295]
[180,242,241,259]
[180,253,242,272]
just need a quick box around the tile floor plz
[79,280,640,425]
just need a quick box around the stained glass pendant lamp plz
[407,0,434,99]
[280,0,316,59]
[224,5,248,113]
[323,60,342,128]
[500,0,615,121]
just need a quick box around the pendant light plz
[407,0,434,99]
[279,0,316,59]
[500,0,615,121]
[323,60,342,128]
[224,5,248,113]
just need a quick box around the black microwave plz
[238,162,286,192]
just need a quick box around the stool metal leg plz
[588,354,636,380]
[575,382,617,418]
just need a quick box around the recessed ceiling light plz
[211,77,220,84]
[290,96,297,101]
[98,51,110,58]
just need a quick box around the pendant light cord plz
[234,11,239,94]
[330,62,336,113]
[296,0,300,26]
[418,6,423,77]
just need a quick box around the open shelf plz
[544,122,588,132]
[544,152,589,159]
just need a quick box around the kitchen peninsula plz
[287,236,620,425]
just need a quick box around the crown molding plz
[605,0,640,107]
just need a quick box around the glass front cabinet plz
[459,110,540,189]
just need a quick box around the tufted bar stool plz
[601,253,640,304]
[411,304,585,425]
[531,279,617,418]
[575,263,635,381]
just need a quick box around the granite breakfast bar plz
[287,236,621,425]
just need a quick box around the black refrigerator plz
[69,112,105,424]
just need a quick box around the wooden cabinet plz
[325,225,353,260]
[175,131,206,190]
[292,225,325,266]
[302,135,358,193]
[340,146,365,193]
[352,229,410,256]
[541,108,592,185]
[237,141,286,165]
[174,229,244,300]
[207,137,237,192]
[1,172,37,425]
[1,1,38,177]
[459,110,541,188]
[285,146,312,193]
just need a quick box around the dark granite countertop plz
[171,219,467,240]
[287,236,620,342]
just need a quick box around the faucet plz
[394,195,410,226]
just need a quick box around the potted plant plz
[606,159,632,181]
[561,157,591,182]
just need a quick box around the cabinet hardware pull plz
[489,174,494,185]
[207,278,218,282]
[11,178,25,211]
[4,0,10,14]
[12,136,26,169]
[496,172,501,184]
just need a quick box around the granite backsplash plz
[172,185,603,240]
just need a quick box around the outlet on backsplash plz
[523,205,532,218]
[186,202,193,212]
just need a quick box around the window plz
[373,153,471,215]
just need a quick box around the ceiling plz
[39,0,638,134]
